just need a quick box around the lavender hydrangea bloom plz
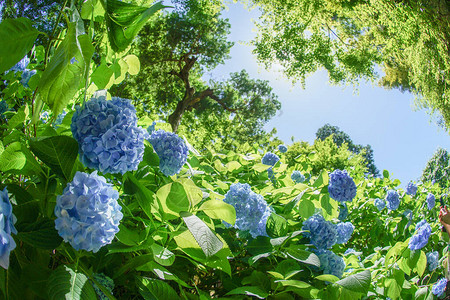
[71,96,148,174]
[315,249,345,278]
[328,170,357,203]
[223,183,272,238]
[261,152,280,166]
[9,56,29,72]
[427,193,436,210]
[427,251,439,271]
[54,171,123,252]
[278,145,287,153]
[20,69,36,87]
[386,190,400,210]
[432,278,447,298]
[338,204,348,221]
[406,182,418,196]
[336,222,354,244]
[302,214,337,249]
[267,167,275,179]
[291,171,305,183]
[149,129,189,176]
[54,110,67,127]
[374,198,386,211]
[0,188,17,269]
[408,220,432,251]
[92,273,115,300]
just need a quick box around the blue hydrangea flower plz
[9,56,29,72]
[92,273,115,300]
[0,188,17,269]
[328,170,357,203]
[54,171,123,252]
[261,152,280,166]
[336,222,354,244]
[268,167,275,180]
[223,183,272,238]
[406,182,418,196]
[386,190,400,210]
[315,249,345,278]
[291,171,305,183]
[20,69,36,87]
[278,145,287,153]
[427,251,439,271]
[54,110,67,127]
[344,248,356,255]
[408,220,432,251]
[147,121,156,135]
[338,204,348,221]
[71,96,149,174]
[148,129,189,176]
[374,198,386,211]
[432,278,447,298]
[302,214,337,249]
[427,193,436,210]
[41,111,50,124]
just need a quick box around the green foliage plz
[422,147,450,188]
[250,0,450,130]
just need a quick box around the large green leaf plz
[0,142,26,172]
[47,265,96,300]
[180,212,223,257]
[29,136,78,181]
[226,286,268,299]
[286,247,321,268]
[123,172,154,219]
[335,270,371,294]
[0,17,39,73]
[35,16,94,121]
[105,0,166,52]
[16,218,63,249]
[266,213,288,238]
[136,277,179,300]
[160,182,190,213]
[198,200,236,224]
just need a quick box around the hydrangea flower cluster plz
[21,69,36,88]
[148,129,189,176]
[9,55,29,72]
[92,273,115,300]
[427,193,436,210]
[427,251,439,271]
[386,190,400,210]
[223,183,272,238]
[408,220,432,251]
[302,214,337,249]
[432,278,447,298]
[147,121,156,135]
[315,249,345,278]
[406,181,418,196]
[0,188,17,269]
[54,110,67,127]
[261,152,280,166]
[71,96,149,174]
[291,171,305,183]
[267,167,275,180]
[338,204,348,221]
[336,222,354,244]
[328,170,357,203]
[278,144,287,153]
[54,171,123,252]
[374,198,386,211]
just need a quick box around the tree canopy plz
[249,0,450,130]
[422,147,450,188]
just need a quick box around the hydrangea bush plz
[408,220,432,251]
[406,181,418,196]
[54,171,123,252]
[315,249,345,278]
[336,222,354,244]
[302,214,337,249]
[261,152,280,166]
[0,188,17,269]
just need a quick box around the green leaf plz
[313,170,329,188]
[29,136,78,181]
[124,54,140,75]
[198,200,236,224]
[178,178,202,207]
[136,261,191,288]
[414,250,427,277]
[151,243,175,266]
[335,270,371,294]
[383,170,389,178]
[298,198,315,219]
[0,142,26,172]
[315,274,340,283]
[123,173,154,219]
[286,248,321,268]
[252,163,271,172]
[166,182,190,213]
[16,218,63,249]
[266,213,288,238]
[136,277,179,300]
[277,280,311,289]
[415,286,428,300]
[8,106,27,130]
[0,17,39,73]
[90,61,114,89]
[105,0,166,52]
[47,265,96,300]
[226,286,269,299]
[180,212,223,257]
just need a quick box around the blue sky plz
[206,2,450,185]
